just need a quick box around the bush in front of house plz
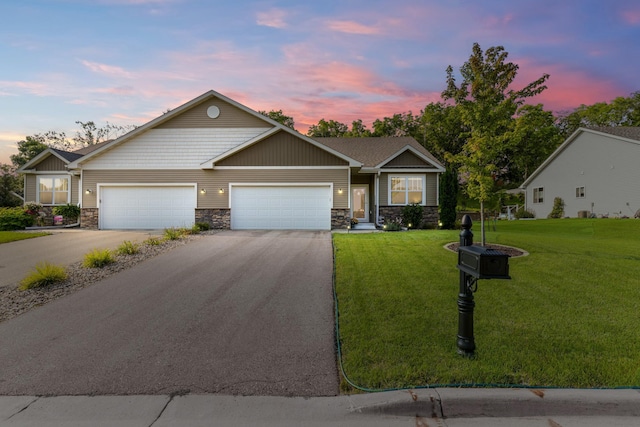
[515,207,536,219]
[19,261,68,290]
[401,203,423,229]
[0,206,34,230]
[547,197,565,219]
[193,222,211,231]
[83,248,115,268]
[116,240,139,255]
[52,203,81,222]
[163,227,184,240]
[384,219,403,231]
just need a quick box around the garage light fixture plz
[218,188,224,194]
[338,188,343,194]
[85,189,92,194]
[200,188,206,194]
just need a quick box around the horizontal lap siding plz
[82,169,349,209]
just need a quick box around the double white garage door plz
[99,185,331,230]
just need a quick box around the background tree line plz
[2,43,639,219]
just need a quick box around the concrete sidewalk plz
[1,389,639,426]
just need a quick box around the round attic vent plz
[207,105,220,119]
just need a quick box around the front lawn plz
[333,219,640,390]
[0,231,50,244]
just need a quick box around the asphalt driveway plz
[0,231,338,396]
[0,229,154,289]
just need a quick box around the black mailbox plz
[457,245,511,280]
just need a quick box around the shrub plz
[19,262,67,290]
[0,207,34,230]
[515,207,536,219]
[384,218,403,231]
[194,222,211,231]
[52,203,81,221]
[439,167,459,229]
[402,203,423,229]
[163,227,184,240]
[116,240,139,255]
[144,236,164,246]
[83,249,115,268]
[547,197,565,219]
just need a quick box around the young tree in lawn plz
[442,42,549,245]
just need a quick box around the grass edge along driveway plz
[0,231,50,244]
[333,219,640,391]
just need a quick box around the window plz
[389,175,425,205]
[533,187,544,204]
[37,176,70,205]
[576,187,585,198]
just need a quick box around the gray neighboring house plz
[521,127,640,218]
[18,90,444,230]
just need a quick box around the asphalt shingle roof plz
[587,126,640,142]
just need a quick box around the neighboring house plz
[521,127,640,218]
[18,90,444,230]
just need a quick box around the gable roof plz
[521,126,640,188]
[68,90,360,169]
[18,147,81,171]
[314,137,444,171]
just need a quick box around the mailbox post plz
[456,215,511,357]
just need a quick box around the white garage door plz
[231,186,331,230]
[100,186,196,229]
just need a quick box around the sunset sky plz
[1,0,639,164]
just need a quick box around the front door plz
[352,186,369,222]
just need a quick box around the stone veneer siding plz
[331,209,349,229]
[80,208,99,229]
[379,206,439,228]
[195,209,231,229]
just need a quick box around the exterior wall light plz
[200,188,206,194]
[85,189,92,194]
[338,188,343,194]
[219,188,224,194]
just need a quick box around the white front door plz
[351,186,369,222]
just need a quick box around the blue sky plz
[1,0,639,164]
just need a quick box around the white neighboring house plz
[521,127,640,219]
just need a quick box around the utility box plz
[457,245,511,280]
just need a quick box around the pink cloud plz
[325,20,381,35]
[622,9,640,25]
[256,8,288,29]
[80,60,135,79]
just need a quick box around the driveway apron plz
[0,231,339,396]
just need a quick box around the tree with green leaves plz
[345,119,372,137]
[439,166,459,229]
[10,135,49,168]
[258,110,296,130]
[556,91,640,137]
[0,163,23,207]
[442,42,549,244]
[418,102,468,164]
[307,119,348,137]
[372,112,419,137]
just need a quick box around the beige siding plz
[379,172,438,206]
[217,131,348,167]
[82,128,271,170]
[25,175,36,203]
[157,97,268,129]
[35,155,67,171]
[82,168,349,209]
[384,151,433,168]
[71,175,79,205]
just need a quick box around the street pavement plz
[1,388,639,426]
[0,229,154,288]
[0,231,338,396]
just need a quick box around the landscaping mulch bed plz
[445,242,527,257]
[0,233,217,324]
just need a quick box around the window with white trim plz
[533,187,544,204]
[575,186,585,198]
[37,176,70,205]
[389,175,425,205]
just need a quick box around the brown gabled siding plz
[34,155,67,171]
[383,150,434,168]
[81,168,349,210]
[156,97,269,129]
[217,131,348,166]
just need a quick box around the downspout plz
[375,171,381,226]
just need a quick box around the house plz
[521,127,640,218]
[18,90,444,230]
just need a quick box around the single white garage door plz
[231,186,331,230]
[100,186,196,229]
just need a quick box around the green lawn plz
[333,219,640,391]
[0,231,50,244]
